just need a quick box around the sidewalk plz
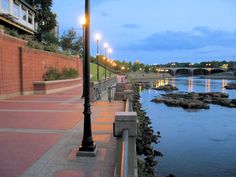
[0,86,123,177]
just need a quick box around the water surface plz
[140,77,236,177]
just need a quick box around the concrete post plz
[114,112,138,177]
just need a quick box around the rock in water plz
[152,84,178,91]
[151,92,235,109]
[225,83,236,90]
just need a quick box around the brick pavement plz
[0,86,123,177]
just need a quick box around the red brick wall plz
[0,32,83,98]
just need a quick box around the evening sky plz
[53,0,236,64]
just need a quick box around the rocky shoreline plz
[151,92,236,109]
[133,85,164,177]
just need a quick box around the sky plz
[52,0,236,64]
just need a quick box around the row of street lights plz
[81,17,114,81]
[95,36,113,80]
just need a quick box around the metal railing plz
[91,76,117,101]
[94,87,101,100]
[108,85,116,102]
[120,129,129,177]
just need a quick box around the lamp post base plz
[77,143,97,157]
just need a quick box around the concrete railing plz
[90,76,117,102]
[113,86,138,177]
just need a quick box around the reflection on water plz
[154,79,169,88]
[222,79,228,93]
[171,77,176,87]
[139,85,142,93]
[153,77,229,93]
[140,77,236,177]
[205,79,211,92]
[188,77,194,92]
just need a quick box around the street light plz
[95,33,101,81]
[77,0,97,156]
[80,16,86,98]
[104,42,108,79]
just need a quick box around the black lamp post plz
[81,19,85,98]
[77,0,96,155]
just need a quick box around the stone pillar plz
[114,112,138,177]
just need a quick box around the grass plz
[90,63,115,81]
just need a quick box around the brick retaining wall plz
[0,32,83,99]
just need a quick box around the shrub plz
[43,67,62,81]
[4,28,21,38]
[0,25,4,30]
[43,67,78,81]
[43,44,59,52]
[28,40,44,50]
[62,67,78,79]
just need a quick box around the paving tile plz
[95,117,114,123]
[0,132,62,177]
[92,124,113,132]
[0,86,124,177]
[0,111,83,130]
[54,170,85,177]
[93,134,111,143]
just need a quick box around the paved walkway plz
[0,86,123,177]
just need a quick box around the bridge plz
[156,67,227,76]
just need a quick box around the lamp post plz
[104,42,108,79]
[95,34,101,81]
[108,48,112,78]
[77,0,96,155]
[80,16,86,98]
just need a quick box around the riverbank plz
[133,85,163,177]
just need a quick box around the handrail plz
[120,129,129,177]
[125,99,129,112]
[114,84,137,177]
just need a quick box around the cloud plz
[126,26,236,51]
[122,24,141,29]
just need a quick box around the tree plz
[60,29,83,57]
[25,0,57,42]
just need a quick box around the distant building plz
[0,0,37,34]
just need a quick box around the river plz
[140,77,236,177]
